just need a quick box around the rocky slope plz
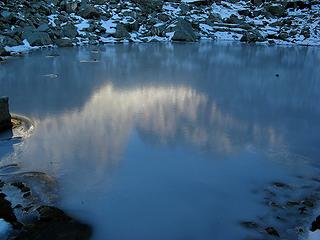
[0,0,319,56]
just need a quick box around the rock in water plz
[0,97,12,132]
[15,206,92,240]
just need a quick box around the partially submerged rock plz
[0,97,12,132]
[15,206,92,240]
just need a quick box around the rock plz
[131,0,163,15]
[61,23,78,39]
[0,193,22,229]
[285,1,312,10]
[15,206,92,240]
[0,96,12,132]
[0,47,10,56]
[112,23,129,39]
[22,31,52,46]
[78,4,100,19]
[266,4,287,17]
[250,0,265,5]
[172,18,197,42]
[224,14,244,24]
[240,31,264,43]
[265,227,280,237]
[311,215,320,231]
[54,38,73,47]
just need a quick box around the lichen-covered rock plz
[0,97,12,132]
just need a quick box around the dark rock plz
[112,23,130,39]
[311,216,320,231]
[54,38,73,47]
[0,193,22,229]
[15,206,92,240]
[22,31,52,46]
[240,221,260,229]
[0,96,12,132]
[78,4,100,19]
[0,47,10,56]
[266,4,287,18]
[172,18,197,42]
[61,23,78,39]
[240,31,264,43]
[131,0,163,15]
[11,182,31,193]
[285,1,312,10]
[265,227,280,237]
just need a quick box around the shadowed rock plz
[15,206,92,240]
[0,97,12,132]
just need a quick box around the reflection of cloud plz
[21,83,285,183]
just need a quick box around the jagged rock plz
[0,97,12,132]
[172,18,197,42]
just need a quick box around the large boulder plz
[78,4,100,19]
[22,31,52,46]
[0,97,12,132]
[172,18,197,42]
[61,23,78,39]
[112,23,130,39]
[266,4,287,17]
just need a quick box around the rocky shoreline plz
[0,0,320,58]
[0,112,91,240]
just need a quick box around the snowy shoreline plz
[1,0,320,57]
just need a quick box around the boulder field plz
[0,0,319,55]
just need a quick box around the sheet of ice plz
[4,39,38,53]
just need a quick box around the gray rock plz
[0,47,10,56]
[61,23,78,39]
[266,4,287,17]
[112,23,129,39]
[131,0,163,15]
[22,31,52,46]
[78,4,100,19]
[240,30,265,43]
[54,38,73,47]
[0,97,12,132]
[172,18,197,42]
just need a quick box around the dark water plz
[1,42,320,240]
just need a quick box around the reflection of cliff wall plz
[20,84,287,182]
[1,43,319,121]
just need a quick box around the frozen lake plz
[1,42,320,240]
